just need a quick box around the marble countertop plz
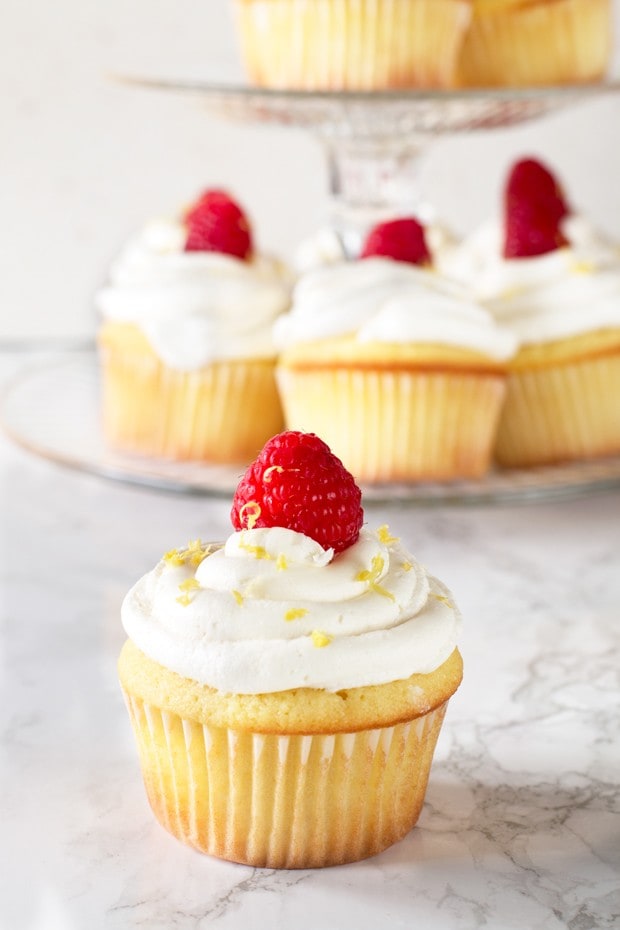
[1,350,619,930]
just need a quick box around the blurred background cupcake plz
[97,189,291,463]
[441,157,620,467]
[458,0,612,87]
[231,0,473,89]
[275,217,517,482]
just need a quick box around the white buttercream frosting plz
[96,217,291,369]
[274,257,517,361]
[121,526,461,694]
[436,216,620,346]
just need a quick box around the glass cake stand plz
[2,352,620,505]
[117,74,620,241]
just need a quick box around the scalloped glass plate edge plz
[2,352,620,505]
[114,73,620,133]
[115,73,620,104]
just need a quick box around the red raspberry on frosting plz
[503,157,570,259]
[360,217,432,266]
[184,189,253,260]
[231,431,364,554]
[505,157,570,227]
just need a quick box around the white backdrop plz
[2,0,620,340]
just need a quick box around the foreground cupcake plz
[119,431,463,868]
[458,0,612,87]
[276,219,517,482]
[97,190,289,463]
[449,158,620,468]
[232,0,472,90]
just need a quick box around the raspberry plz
[504,203,568,259]
[505,157,570,227]
[503,157,570,259]
[231,432,364,554]
[360,217,431,266]
[184,189,253,260]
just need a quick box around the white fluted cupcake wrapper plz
[495,352,620,468]
[277,366,506,482]
[123,689,449,868]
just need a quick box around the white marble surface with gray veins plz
[1,352,619,930]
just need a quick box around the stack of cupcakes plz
[97,156,620,481]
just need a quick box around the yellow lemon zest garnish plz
[232,589,244,606]
[431,591,454,609]
[377,524,399,545]
[355,555,385,584]
[239,501,261,530]
[285,608,308,622]
[571,259,596,275]
[163,548,185,567]
[176,577,200,606]
[401,561,413,572]
[371,583,395,601]
[355,555,395,601]
[311,630,332,648]
[263,465,284,482]
[164,540,212,568]
[239,542,271,560]
[276,553,288,571]
[186,538,211,567]
[178,578,200,592]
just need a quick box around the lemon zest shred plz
[369,583,395,602]
[401,561,413,572]
[239,501,261,530]
[354,555,394,600]
[276,553,288,571]
[311,630,332,648]
[178,578,200,592]
[164,540,212,568]
[430,591,454,609]
[377,524,399,545]
[163,548,185,567]
[355,555,385,584]
[263,465,284,482]
[176,593,192,607]
[232,589,244,606]
[241,543,271,560]
[285,608,308,622]
[571,259,595,275]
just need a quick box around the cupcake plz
[232,0,473,90]
[119,431,463,868]
[97,190,290,463]
[448,157,620,468]
[458,0,612,87]
[275,218,517,483]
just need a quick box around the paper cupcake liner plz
[458,0,611,87]
[122,688,448,868]
[233,0,472,90]
[495,351,620,467]
[100,345,283,463]
[277,366,506,481]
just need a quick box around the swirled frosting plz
[274,257,516,361]
[437,217,620,345]
[96,217,291,369]
[121,526,461,694]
